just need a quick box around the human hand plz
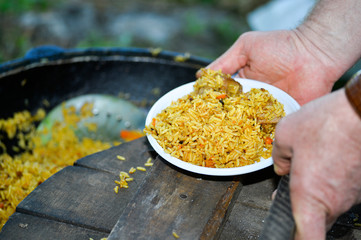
[202,30,344,105]
[272,89,361,239]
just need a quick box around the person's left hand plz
[200,30,343,105]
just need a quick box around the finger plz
[242,64,270,83]
[292,192,327,240]
[271,117,295,175]
[273,156,291,176]
[242,65,258,80]
[196,54,247,78]
[272,140,292,176]
[294,208,327,240]
[271,189,277,200]
[208,54,247,74]
[238,68,246,78]
[206,39,248,75]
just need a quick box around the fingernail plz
[273,164,283,176]
[196,69,202,78]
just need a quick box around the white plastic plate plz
[145,77,300,176]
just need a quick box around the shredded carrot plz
[152,118,156,127]
[265,137,273,145]
[205,159,215,168]
[216,94,227,99]
[120,130,144,141]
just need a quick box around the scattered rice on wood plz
[136,167,146,172]
[120,171,130,178]
[172,231,180,239]
[116,155,126,161]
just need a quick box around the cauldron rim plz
[0,46,211,77]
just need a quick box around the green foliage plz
[183,11,206,37]
[76,31,133,49]
[212,19,240,45]
[0,27,31,63]
[165,0,216,5]
[0,0,58,13]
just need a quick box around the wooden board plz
[0,137,157,239]
[108,156,242,240]
[0,212,107,240]
[15,137,157,233]
[75,137,156,176]
[0,137,242,239]
[16,165,125,232]
[2,136,361,239]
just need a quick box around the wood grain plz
[108,156,242,240]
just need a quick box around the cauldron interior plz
[0,47,210,119]
[0,47,210,154]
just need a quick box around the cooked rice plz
[0,103,117,230]
[116,155,126,161]
[172,231,180,239]
[144,69,285,169]
[129,167,137,174]
[136,166,147,171]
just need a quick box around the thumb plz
[292,192,327,239]
[206,38,248,75]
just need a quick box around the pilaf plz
[0,103,117,230]
[144,68,285,168]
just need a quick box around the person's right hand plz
[272,88,361,239]
[203,30,346,105]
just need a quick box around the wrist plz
[294,0,361,83]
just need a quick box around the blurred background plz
[0,0,318,63]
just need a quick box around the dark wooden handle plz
[346,70,361,119]
[259,175,295,240]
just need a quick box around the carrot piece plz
[205,159,215,168]
[152,118,156,127]
[120,130,144,141]
[265,137,273,145]
[216,94,227,99]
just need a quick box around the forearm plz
[295,0,361,81]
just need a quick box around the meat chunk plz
[195,68,242,97]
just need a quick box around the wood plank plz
[0,212,108,240]
[75,137,155,176]
[11,137,156,235]
[16,165,140,233]
[108,156,242,240]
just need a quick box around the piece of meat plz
[196,69,243,97]
[221,75,243,97]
